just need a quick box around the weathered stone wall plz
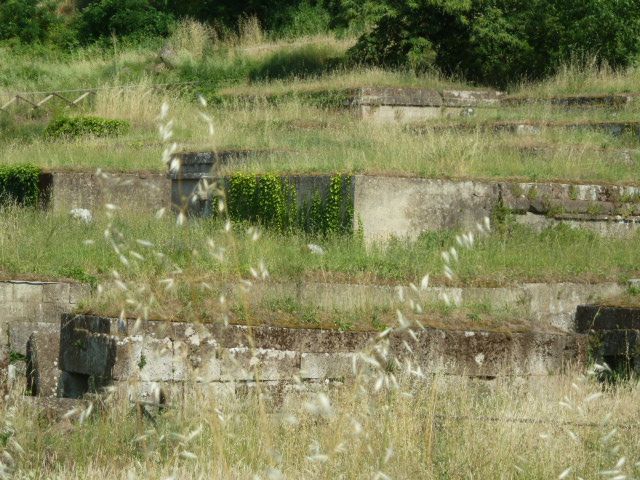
[0,280,89,360]
[419,120,640,138]
[354,176,497,241]
[170,150,269,213]
[501,93,635,108]
[0,280,89,397]
[39,169,640,242]
[45,171,170,214]
[355,175,640,243]
[57,314,587,401]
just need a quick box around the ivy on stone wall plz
[226,173,353,235]
[0,164,41,207]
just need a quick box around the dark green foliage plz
[0,0,57,43]
[0,164,40,207]
[77,0,175,41]
[164,0,335,35]
[325,174,353,235]
[349,0,640,87]
[45,116,130,139]
[227,174,294,231]
[272,1,332,37]
[226,173,353,235]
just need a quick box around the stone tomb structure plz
[348,87,503,122]
[54,314,587,402]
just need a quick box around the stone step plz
[501,93,636,108]
[410,120,640,138]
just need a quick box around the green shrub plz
[45,116,130,139]
[349,0,640,87]
[0,164,40,207]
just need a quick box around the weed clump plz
[45,116,130,140]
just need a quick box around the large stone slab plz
[575,305,640,332]
[45,171,170,214]
[354,175,497,242]
[575,305,640,376]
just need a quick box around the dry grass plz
[515,60,640,97]
[218,66,469,96]
[3,370,640,478]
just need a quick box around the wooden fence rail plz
[0,82,200,113]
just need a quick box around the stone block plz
[597,330,640,357]
[35,304,69,324]
[26,330,61,397]
[358,87,443,107]
[12,282,43,303]
[575,305,640,332]
[59,315,117,377]
[69,283,91,304]
[173,338,221,382]
[354,175,497,243]
[219,347,300,381]
[0,283,12,303]
[50,172,170,215]
[9,322,58,357]
[442,90,503,107]
[58,371,89,399]
[42,283,71,304]
[359,105,443,123]
[115,380,183,405]
[3,301,32,323]
[300,352,355,380]
[186,381,236,403]
[139,337,174,382]
[221,324,372,353]
[111,336,143,380]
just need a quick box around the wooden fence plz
[0,82,199,114]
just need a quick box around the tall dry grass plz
[515,59,640,97]
[2,369,639,478]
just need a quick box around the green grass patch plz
[1,206,639,287]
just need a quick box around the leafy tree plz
[349,0,640,87]
[0,0,57,43]
[77,0,175,41]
